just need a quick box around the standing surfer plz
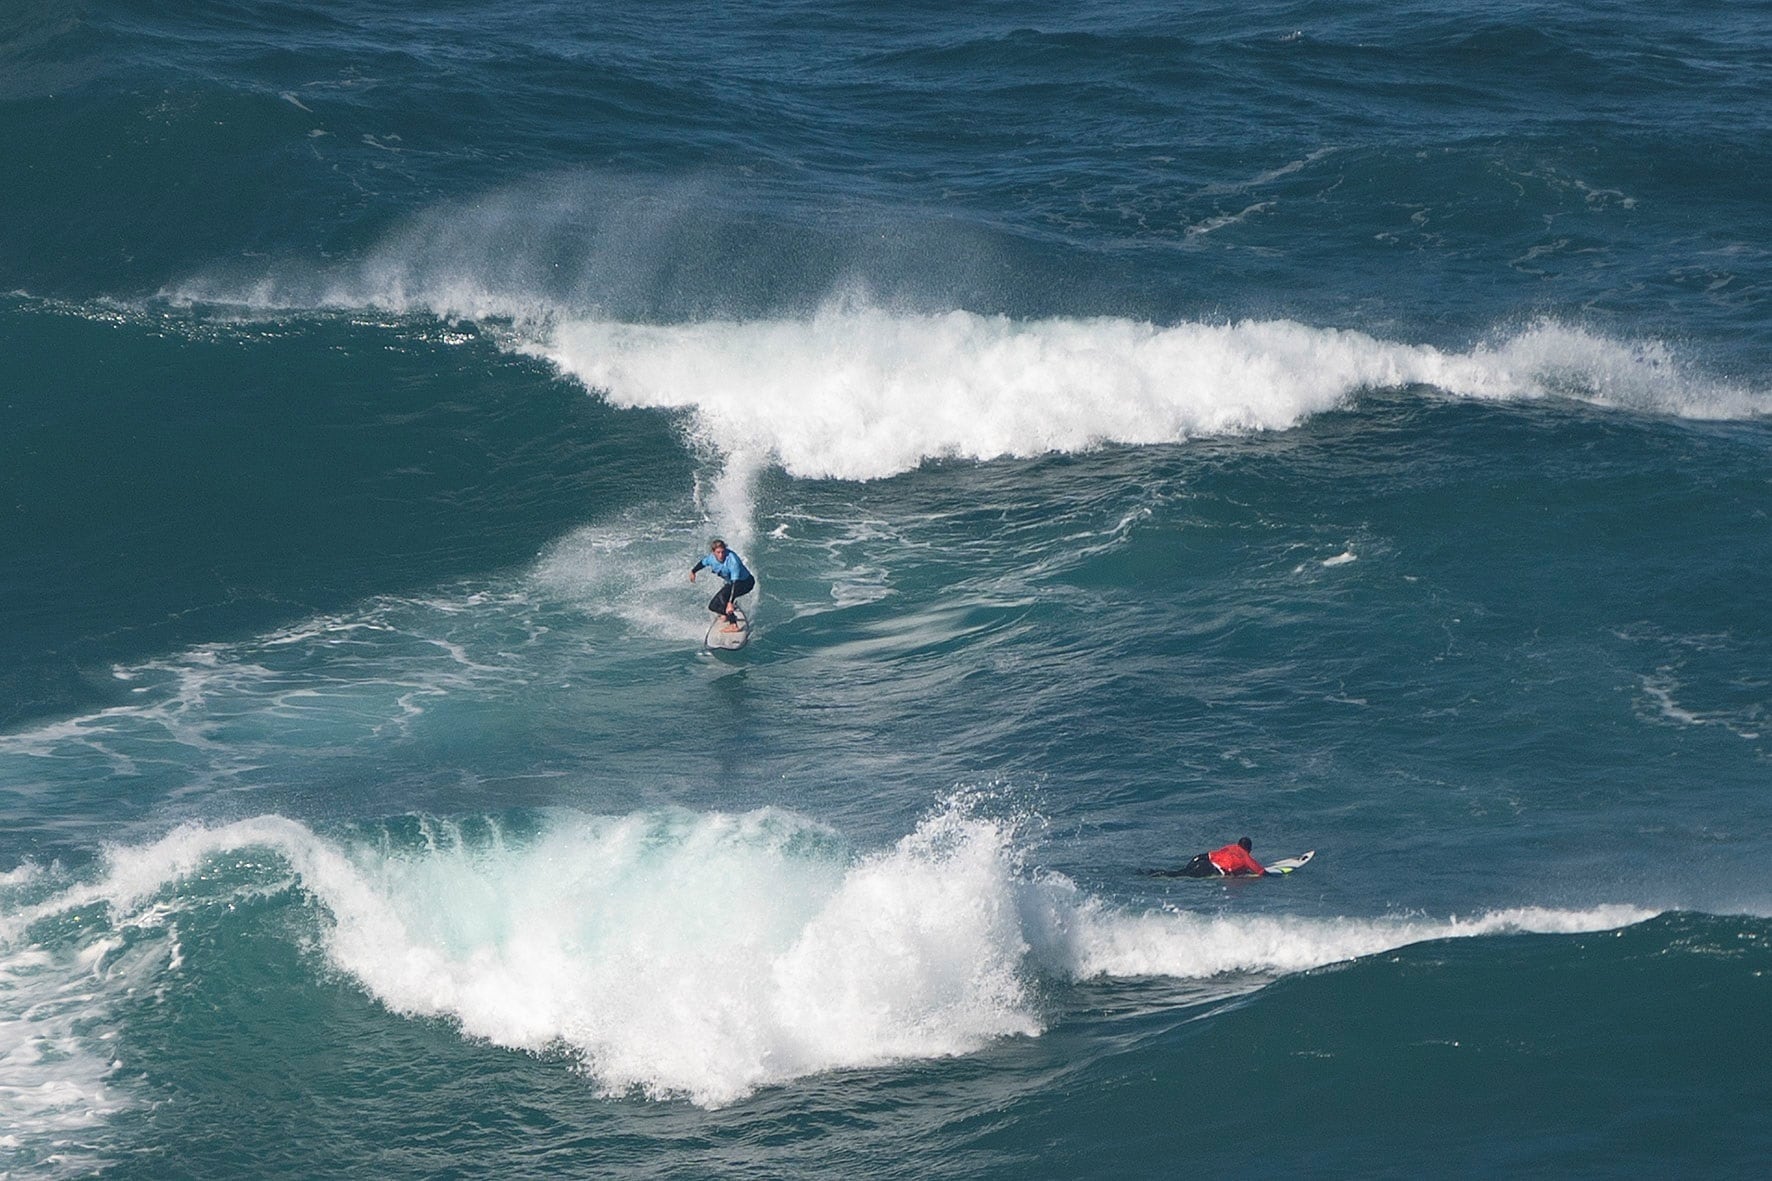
[690,537,755,632]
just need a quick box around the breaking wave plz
[160,244,1769,530]
[529,308,1766,488]
[2,802,1657,1109]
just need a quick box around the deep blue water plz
[4,2,1771,1176]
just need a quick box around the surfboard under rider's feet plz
[704,606,752,652]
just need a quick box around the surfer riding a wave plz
[690,538,755,632]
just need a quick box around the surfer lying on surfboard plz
[1144,841,1314,879]
[1178,836,1266,877]
[689,537,755,632]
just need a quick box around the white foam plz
[530,517,727,642]
[160,245,1769,537]
[1055,902,1656,980]
[1639,671,1762,741]
[5,806,1660,1108]
[0,592,537,774]
[0,934,146,1177]
[0,863,43,890]
[527,309,1766,498]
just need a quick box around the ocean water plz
[3,0,1771,1175]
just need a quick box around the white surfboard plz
[1265,850,1315,874]
[703,606,752,652]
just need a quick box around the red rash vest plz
[1207,843,1266,876]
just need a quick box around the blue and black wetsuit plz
[691,548,755,620]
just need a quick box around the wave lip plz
[3,804,1664,1109]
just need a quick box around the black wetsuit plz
[1175,853,1219,878]
[708,576,755,619]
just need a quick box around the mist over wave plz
[3,802,1656,1109]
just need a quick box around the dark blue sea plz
[4,1,1771,1175]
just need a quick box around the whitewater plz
[1,802,1656,1117]
[158,280,1768,530]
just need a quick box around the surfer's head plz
[709,537,727,555]
[1238,836,1252,851]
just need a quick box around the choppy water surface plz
[4,2,1770,1176]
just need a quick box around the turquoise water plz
[4,2,1771,1176]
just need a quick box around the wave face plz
[7,0,1772,1176]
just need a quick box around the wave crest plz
[515,307,1766,531]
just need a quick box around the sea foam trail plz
[4,806,1657,1108]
